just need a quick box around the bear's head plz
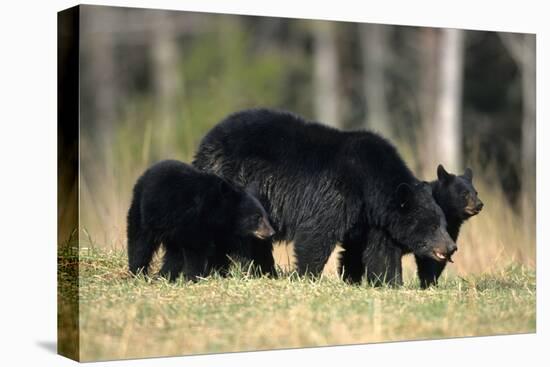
[434,164,484,220]
[217,180,275,240]
[390,181,457,263]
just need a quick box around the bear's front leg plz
[362,232,403,287]
[415,256,447,288]
[249,238,277,277]
[181,247,210,281]
[210,237,277,277]
[338,242,366,284]
[294,229,338,276]
[127,230,160,276]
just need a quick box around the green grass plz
[62,248,536,362]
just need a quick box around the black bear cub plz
[415,164,483,288]
[127,160,274,281]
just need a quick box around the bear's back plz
[137,160,221,229]
[198,108,398,169]
[196,108,413,186]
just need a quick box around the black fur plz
[127,160,274,281]
[415,165,483,287]
[351,165,483,287]
[193,108,456,276]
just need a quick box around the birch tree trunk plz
[434,28,465,173]
[312,21,340,128]
[80,7,120,233]
[83,6,118,145]
[360,24,391,138]
[418,28,439,177]
[151,10,182,156]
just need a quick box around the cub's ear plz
[464,167,473,181]
[245,181,261,199]
[437,164,452,183]
[396,183,413,209]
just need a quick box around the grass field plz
[60,247,535,362]
[63,148,536,361]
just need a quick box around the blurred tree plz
[80,7,121,232]
[499,33,536,238]
[418,28,464,176]
[418,27,439,177]
[360,24,391,138]
[150,10,183,157]
[75,8,535,249]
[434,28,464,173]
[312,21,340,127]
[81,6,118,145]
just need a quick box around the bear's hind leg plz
[338,243,365,284]
[159,246,187,281]
[250,238,277,277]
[182,247,210,281]
[128,231,159,276]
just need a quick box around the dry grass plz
[67,165,537,362]
[67,131,536,362]
[69,248,535,362]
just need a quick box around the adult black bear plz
[341,165,483,287]
[127,160,274,281]
[193,108,456,276]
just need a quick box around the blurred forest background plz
[71,5,535,276]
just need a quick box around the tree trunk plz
[360,24,391,138]
[418,28,439,177]
[80,7,120,233]
[499,33,536,243]
[82,6,118,145]
[434,28,464,173]
[312,21,340,128]
[521,36,536,247]
[151,10,182,156]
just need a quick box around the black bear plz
[127,159,275,281]
[193,108,456,277]
[342,165,483,287]
[415,165,483,287]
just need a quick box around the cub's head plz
[218,180,275,240]
[435,164,483,220]
[236,183,275,240]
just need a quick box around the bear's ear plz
[464,167,473,181]
[396,183,413,209]
[245,181,261,199]
[437,164,452,183]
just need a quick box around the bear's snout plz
[475,199,484,212]
[431,242,457,263]
[254,218,275,239]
